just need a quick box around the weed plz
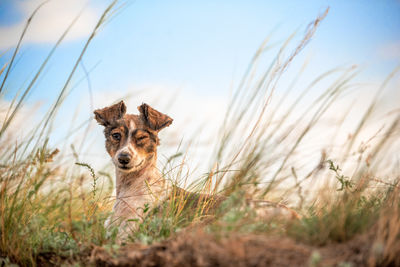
[75,162,98,198]
[0,3,399,266]
[327,160,354,191]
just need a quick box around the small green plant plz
[327,159,354,191]
[288,183,385,245]
[308,251,322,267]
[0,2,399,266]
[75,162,98,198]
[207,191,284,235]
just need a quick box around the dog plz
[94,101,300,237]
[94,101,174,234]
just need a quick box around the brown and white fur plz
[94,101,300,237]
[94,101,173,235]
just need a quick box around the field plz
[1,2,399,267]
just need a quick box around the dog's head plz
[94,101,173,173]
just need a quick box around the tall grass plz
[1,4,399,266]
[0,1,121,265]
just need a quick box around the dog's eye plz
[136,135,148,141]
[112,133,121,141]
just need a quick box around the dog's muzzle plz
[118,152,131,165]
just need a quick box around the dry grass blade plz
[0,4,82,140]
[0,62,8,78]
[0,1,50,95]
[1,3,400,267]
[35,0,119,146]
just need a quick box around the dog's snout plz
[118,153,131,165]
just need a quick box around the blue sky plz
[0,0,399,167]
[1,0,399,103]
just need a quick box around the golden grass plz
[0,4,399,266]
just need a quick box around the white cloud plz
[0,99,42,154]
[88,82,400,183]
[0,0,99,50]
[64,84,228,176]
[91,84,227,154]
[377,40,400,60]
[2,80,399,191]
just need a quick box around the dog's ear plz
[138,103,173,131]
[94,101,126,127]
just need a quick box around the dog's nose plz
[118,153,131,165]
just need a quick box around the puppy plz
[94,101,300,238]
